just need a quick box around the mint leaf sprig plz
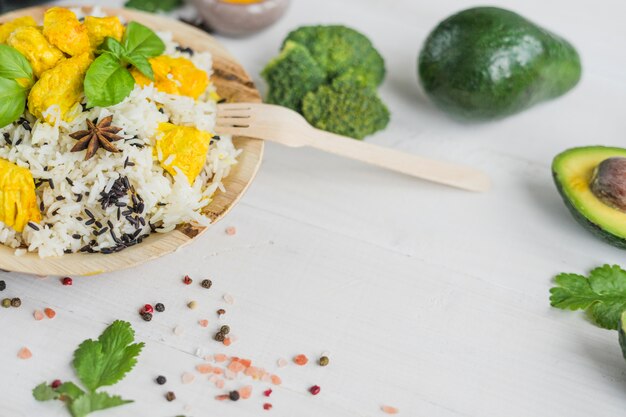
[550,264,626,330]
[33,320,144,417]
[0,45,34,128]
[84,21,165,108]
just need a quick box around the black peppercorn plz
[214,332,225,342]
[229,390,240,401]
[156,375,166,385]
[155,303,165,312]
[165,391,176,401]
[11,297,21,307]
[141,312,153,322]
[219,325,230,335]
[0,280,5,291]
[201,279,212,289]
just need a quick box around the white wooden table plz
[2,0,626,416]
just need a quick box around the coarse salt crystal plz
[223,293,234,305]
[198,319,209,328]
[381,405,399,414]
[173,326,184,336]
[18,347,32,359]
[33,310,44,321]
[277,358,288,368]
[181,372,195,384]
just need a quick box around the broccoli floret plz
[302,79,390,140]
[283,25,386,88]
[261,41,326,111]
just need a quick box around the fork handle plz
[305,128,490,192]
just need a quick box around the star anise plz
[70,116,124,160]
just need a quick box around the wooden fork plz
[215,103,490,192]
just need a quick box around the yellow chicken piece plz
[7,26,65,78]
[84,16,125,51]
[28,53,92,122]
[0,159,41,232]
[156,123,212,184]
[132,56,209,100]
[43,7,90,57]
[0,16,37,43]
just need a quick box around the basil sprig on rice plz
[84,22,165,108]
[0,45,34,128]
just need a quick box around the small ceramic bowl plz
[191,0,291,37]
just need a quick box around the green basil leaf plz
[0,45,33,82]
[98,37,126,59]
[124,53,154,80]
[122,22,165,58]
[0,77,27,128]
[84,53,135,108]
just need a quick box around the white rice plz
[0,17,239,258]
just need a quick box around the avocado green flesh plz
[419,7,582,119]
[553,146,626,248]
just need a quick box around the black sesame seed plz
[94,227,109,236]
[156,375,167,385]
[66,177,74,186]
[72,234,81,240]
[85,219,95,226]
[76,194,83,202]
[14,138,22,146]
[85,209,94,219]
[55,196,65,201]
[4,136,11,145]
[27,222,40,231]
[51,209,59,216]
[95,221,103,228]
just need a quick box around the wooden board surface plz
[2,0,626,417]
[0,6,263,276]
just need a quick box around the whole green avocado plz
[419,7,582,119]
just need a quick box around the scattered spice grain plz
[187,301,198,310]
[201,279,212,289]
[219,325,230,335]
[51,379,62,389]
[33,310,44,320]
[293,354,308,366]
[141,312,153,322]
[309,385,321,395]
[44,308,56,319]
[214,332,225,342]
[198,319,209,328]
[263,389,273,397]
[165,391,176,401]
[11,297,21,308]
[155,303,165,312]
[61,277,73,286]
[319,356,329,367]
[225,226,236,236]
[2,298,11,308]
[156,375,167,385]
[263,403,273,410]
[223,293,234,305]
[142,304,154,314]
[229,390,240,401]
[183,275,193,285]
[0,280,5,291]
[217,308,226,317]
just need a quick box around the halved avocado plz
[552,146,626,248]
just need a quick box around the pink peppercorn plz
[309,385,321,395]
[51,379,62,389]
[183,275,192,285]
[263,388,273,397]
[142,304,153,314]
[61,277,72,286]
[263,403,273,410]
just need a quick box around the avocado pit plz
[590,157,626,211]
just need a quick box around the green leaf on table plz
[122,21,165,58]
[68,392,132,417]
[33,383,60,401]
[125,0,183,13]
[57,382,85,401]
[0,77,27,128]
[0,45,33,81]
[84,53,135,108]
[73,320,144,391]
[550,264,626,330]
[124,53,154,80]
[98,37,126,59]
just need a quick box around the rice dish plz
[0,7,239,258]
